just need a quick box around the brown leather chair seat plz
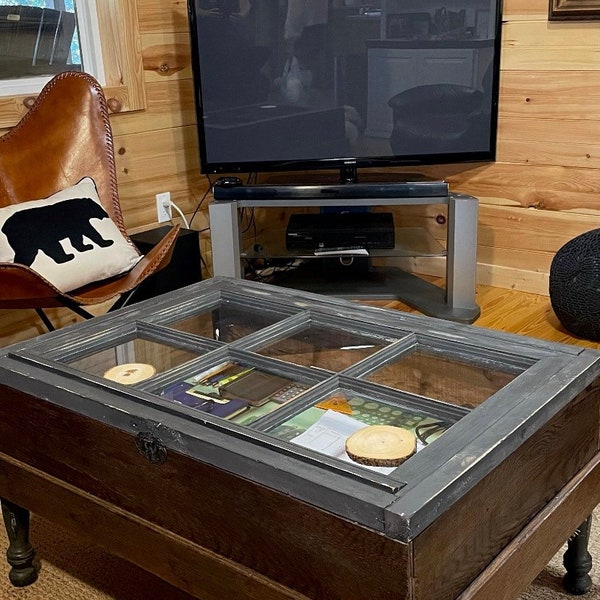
[0,71,179,330]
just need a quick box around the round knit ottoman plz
[549,228,600,340]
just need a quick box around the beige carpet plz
[0,509,598,599]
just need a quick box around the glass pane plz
[157,360,312,424]
[0,0,81,80]
[65,337,200,384]
[269,388,459,472]
[364,349,520,408]
[256,323,396,370]
[167,300,293,342]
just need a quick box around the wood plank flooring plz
[374,278,600,350]
[2,279,594,351]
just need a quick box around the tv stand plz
[209,184,480,323]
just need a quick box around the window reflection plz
[0,0,81,80]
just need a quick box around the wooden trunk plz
[0,278,598,599]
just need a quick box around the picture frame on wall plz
[549,0,600,20]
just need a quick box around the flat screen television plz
[188,0,502,183]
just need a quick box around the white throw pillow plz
[0,177,141,292]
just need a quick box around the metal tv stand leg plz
[382,193,480,323]
[209,200,242,278]
[445,193,480,321]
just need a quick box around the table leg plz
[563,515,593,595]
[0,498,37,586]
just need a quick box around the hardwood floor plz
[2,279,595,351]
[374,278,600,350]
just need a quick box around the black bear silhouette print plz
[2,197,115,267]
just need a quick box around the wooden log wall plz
[0,0,599,345]
[419,0,600,293]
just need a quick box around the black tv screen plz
[188,0,502,179]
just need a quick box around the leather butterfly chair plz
[0,71,180,331]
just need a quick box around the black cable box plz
[212,181,448,200]
[286,212,395,250]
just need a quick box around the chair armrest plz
[69,225,182,305]
[0,263,66,308]
[0,225,183,309]
[127,224,182,283]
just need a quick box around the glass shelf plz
[241,226,446,260]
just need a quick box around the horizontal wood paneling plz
[460,0,600,293]
[2,0,600,345]
[499,70,600,120]
[399,163,600,213]
[137,0,189,34]
[499,116,600,145]
[503,21,600,50]
[110,80,197,136]
[115,125,197,186]
[502,0,548,19]
[478,206,568,254]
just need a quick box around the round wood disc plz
[345,425,417,467]
[103,363,156,385]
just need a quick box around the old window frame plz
[0,0,145,128]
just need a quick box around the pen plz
[218,367,254,387]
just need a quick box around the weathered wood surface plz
[0,386,411,600]
[412,385,600,599]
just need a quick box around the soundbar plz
[212,180,449,200]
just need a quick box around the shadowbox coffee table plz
[0,277,599,600]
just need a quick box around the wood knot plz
[107,97,122,113]
[159,63,170,73]
[22,96,36,109]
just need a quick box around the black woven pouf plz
[549,228,600,340]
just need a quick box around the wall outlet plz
[156,192,172,223]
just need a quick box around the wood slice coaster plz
[345,425,417,467]
[103,363,156,385]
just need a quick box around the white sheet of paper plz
[291,410,397,475]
